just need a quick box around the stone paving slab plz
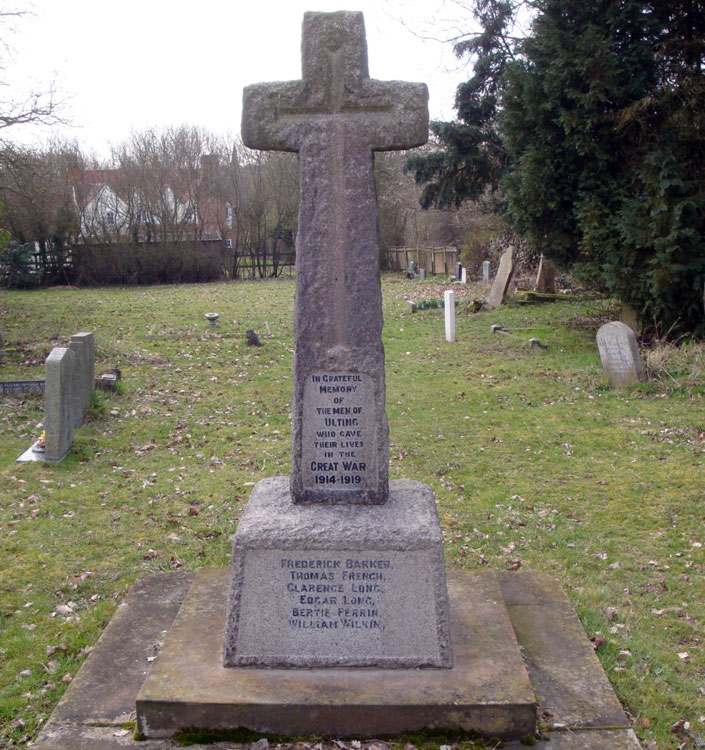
[497,572,629,731]
[30,568,640,750]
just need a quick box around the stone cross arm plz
[241,11,428,153]
[242,79,428,153]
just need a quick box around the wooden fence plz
[389,247,458,276]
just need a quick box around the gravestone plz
[68,338,87,428]
[444,289,456,342]
[44,347,75,462]
[455,261,462,280]
[487,246,515,308]
[596,321,645,388]
[71,332,94,419]
[419,267,426,280]
[482,259,490,283]
[535,254,556,294]
[461,266,467,284]
[620,304,640,334]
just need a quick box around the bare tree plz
[0,8,65,142]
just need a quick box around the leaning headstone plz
[482,259,490,283]
[535,254,556,294]
[487,246,515,308]
[44,347,75,462]
[444,289,456,342]
[71,332,94,419]
[596,321,645,388]
[620,304,639,334]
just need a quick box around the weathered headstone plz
[407,259,416,277]
[44,347,75,462]
[482,259,490,283]
[535,254,556,294]
[455,261,462,280]
[242,10,428,505]
[444,289,456,342]
[71,332,94,419]
[596,321,645,388]
[487,246,515,308]
[461,266,467,284]
[419,267,426,280]
[68,338,87,428]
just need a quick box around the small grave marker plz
[482,260,490,283]
[444,290,456,342]
[71,332,95,419]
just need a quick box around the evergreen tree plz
[413,0,705,335]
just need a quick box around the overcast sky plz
[4,0,474,160]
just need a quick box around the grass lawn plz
[1,274,704,749]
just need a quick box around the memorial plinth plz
[224,477,451,668]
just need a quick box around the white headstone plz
[461,267,467,284]
[444,290,456,342]
[482,260,490,283]
[596,321,645,388]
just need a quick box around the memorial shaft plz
[241,11,428,504]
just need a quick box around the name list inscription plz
[281,556,390,631]
[301,371,375,491]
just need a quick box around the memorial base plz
[224,477,451,668]
[30,569,640,750]
[137,567,536,740]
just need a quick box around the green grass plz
[1,275,704,749]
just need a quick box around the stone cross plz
[242,11,428,504]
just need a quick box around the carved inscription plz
[600,338,634,376]
[301,372,376,492]
[282,556,389,631]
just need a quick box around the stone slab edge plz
[30,572,194,749]
[497,571,632,731]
